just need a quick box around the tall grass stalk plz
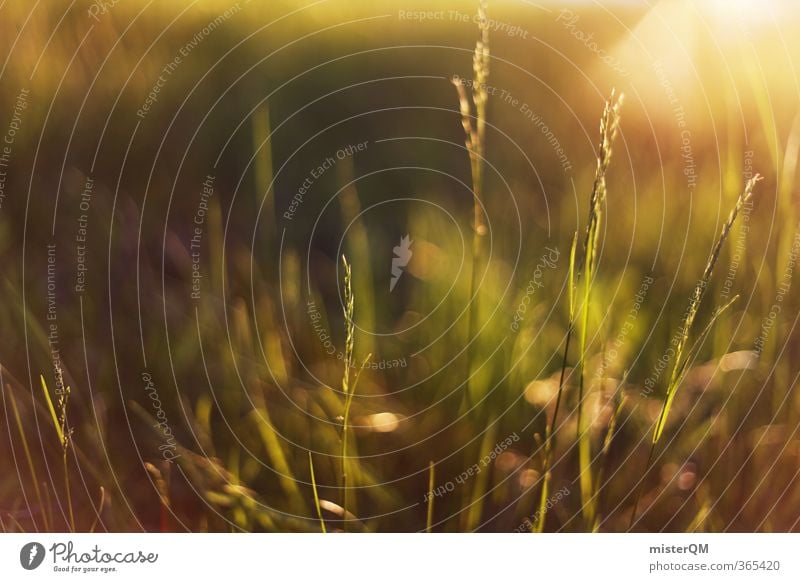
[308,451,326,533]
[251,100,276,238]
[338,158,376,360]
[452,0,489,409]
[250,407,302,503]
[592,387,625,531]
[576,90,624,525]
[426,460,435,532]
[534,232,577,532]
[340,255,370,531]
[39,374,74,531]
[773,113,800,414]
[464,419,497,530]
[3,368,49,530]
[535,92,624,530]
[630,175,761,527]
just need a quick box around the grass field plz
[1,0,799,532]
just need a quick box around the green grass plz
[631,175,761,527]
[0,0,798,534]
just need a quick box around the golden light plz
[362,412,402,433]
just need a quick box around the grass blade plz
[576,90,624,525]
[39,375,63,444]
[5,372,49,530]
[308,451,326,533]
[631,175,761,527]
[426,460,435,532]
[340,255,371,531]
[535,231,578,532]
[453,0,490,411]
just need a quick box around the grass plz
[308,451,326,533]
[535,90,624,531]
[630,174,762,527]
[533,232,578,533]
[39,375,75,532]
[0,0,798,534]
[426,461,435,533]
[452,0,490,412]
[4,369,48,531]
[339,255,370,532]
[575,90,624,527]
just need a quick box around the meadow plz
[0,0,799,533]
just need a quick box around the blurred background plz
[1,0,799,532]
